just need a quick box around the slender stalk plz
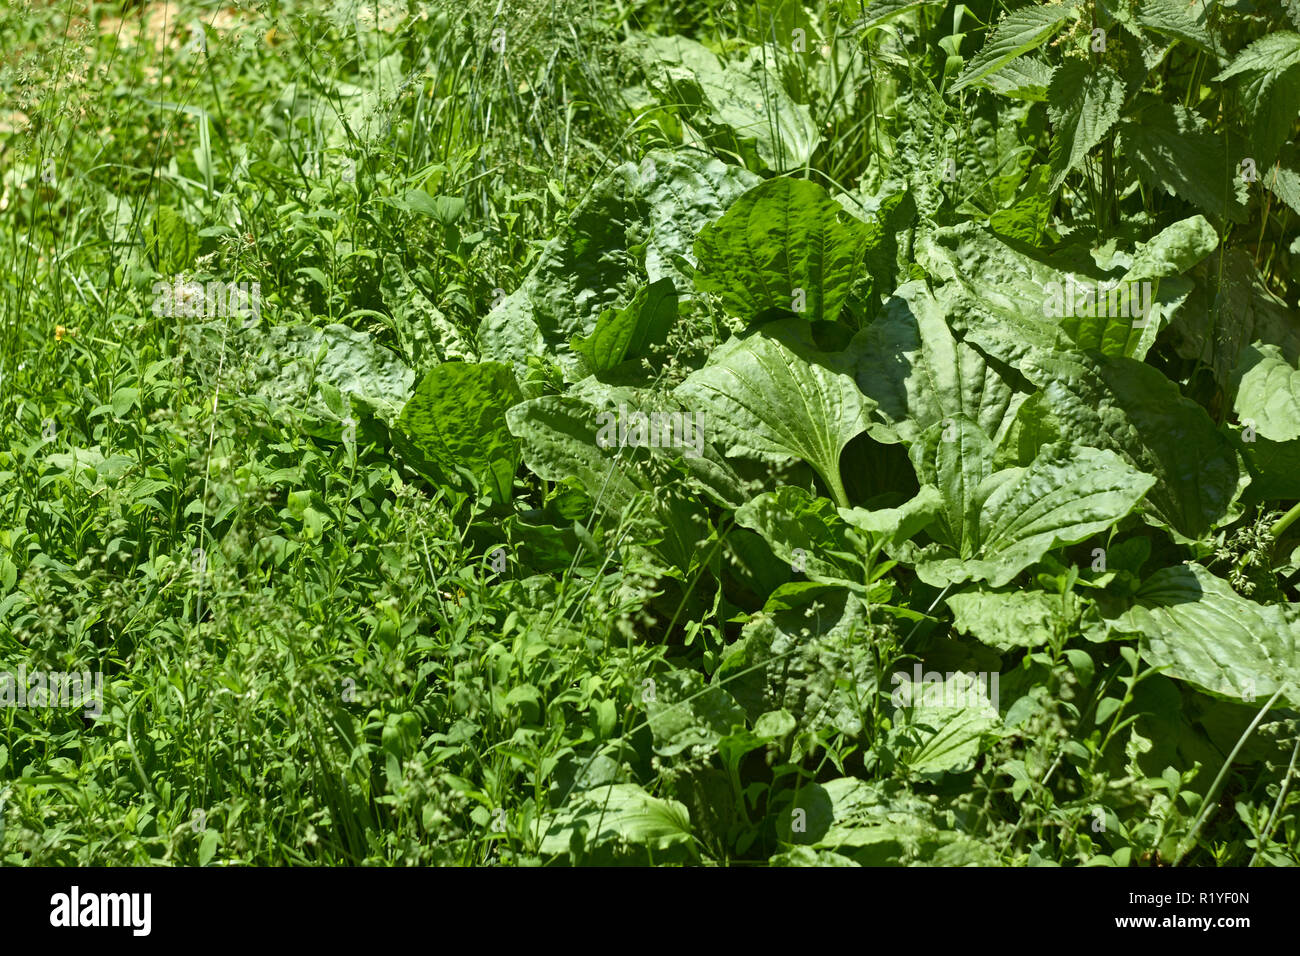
[1174,686,1285,865]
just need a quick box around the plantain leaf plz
[396,361,522,502]
[693,178,872,324]
[675,318,875,507]
[1111,564,1300,708]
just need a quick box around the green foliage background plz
[2,0,1300,866]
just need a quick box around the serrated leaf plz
[1136,0,1214,53]
[1046,61,1125,192]
[1117,99,1249,223]
[982,55,1054,100]
[950,4,1075,94]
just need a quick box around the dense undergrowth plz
[2,0,1300,866]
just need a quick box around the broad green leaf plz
[854,280,1026,445]
[946,587,1079,650]
[913,440,1156,588]
[646,669,746,757]
[395,362,522,502]
[570,278,678,375]
[1025,350,1245,541]
[717,590,875,735]
[950,4,1075,94]
[1111,564,1300,707]
[1045,62,1125,192]
[480,148,759,379]
[1233,343,1300,443]
[839,484,946,550]
[891,670,1002,773]
[919,224,1182,360]
[629,37,819,171]
[539,783,694,857]
[908,417,996,555]
[800,778,999,864]
[674,319,875,507]
[693,178,871,324]
[734,486,870,588]
[243,323,414,431]
[1121,215,1219,282]
[1241,435,1300,500]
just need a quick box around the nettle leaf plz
[1136,0,1214,53]
[693,178,871,324]
[1111,564,1300,708]
[851,0,947,33]
[1171,248,1300,389]
[1118,99,1249,224]
[1267,155,1300,215]
[1214,31,1300,168]
[479,148,758,379]
[674,319,874,507]
[946,587,1080,651]
[1026,350,1245,541]
[1045,61,1125,192]
[1233,343,1300,443]
[950,3,1076,94]
[395,362,522,502]
[981,56,1054,101]
[913,436,1155,588]
[570,278,678,375]
[855,280,1025,446]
